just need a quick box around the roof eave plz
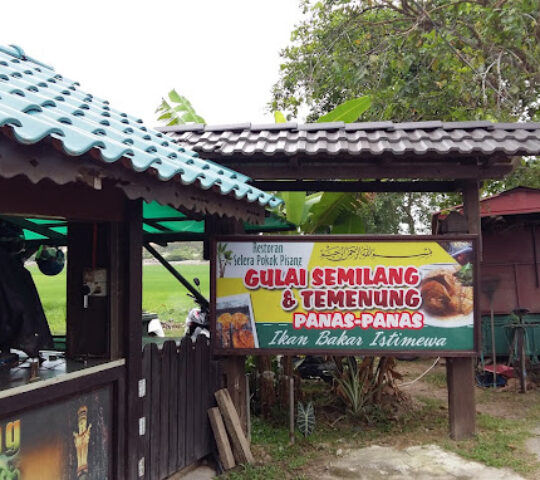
[0,131,267,224]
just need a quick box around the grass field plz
[28,262,209,336]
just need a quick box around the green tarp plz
[12,201,294,245]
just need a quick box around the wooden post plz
[446,181,478,440]
[223,356,248,434]
[289,377,295,445]
[208,215,249,433]
[66,222,111,358]
[246,373,251,443]
[124,199,143,477]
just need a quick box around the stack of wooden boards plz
[208,388,254,470]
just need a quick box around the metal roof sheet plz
[160,121,540,158]
[0,45,281,209]
[435,187,540,219]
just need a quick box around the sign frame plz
[211,234,480,357]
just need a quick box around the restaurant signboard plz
[212,236,478,356]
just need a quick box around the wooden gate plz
[142,337,221,480]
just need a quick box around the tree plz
[272,0,540,123]
[271,1,540,226]
[483,157,540,195]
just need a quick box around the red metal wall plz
[480,225,540,314]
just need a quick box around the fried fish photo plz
[420,265,473,318]
[215,293,259,348]
[217,312,233,347]
[232,329,255,348]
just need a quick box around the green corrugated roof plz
[0,45,281,209]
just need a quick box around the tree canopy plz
[271,1,540,228]
[272,0,540,123]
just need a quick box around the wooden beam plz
[0,176,126,221]
[214,389,254,465]
[208,407,236,470]
[144,232,206,243]
[0,215,65,239]
[251,180,460,193]
[218,162,514,181]
[143,219,174,232]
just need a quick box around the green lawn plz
[29,262,209,336]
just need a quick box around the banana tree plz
[275,96,371,234]
[156,89,205,126]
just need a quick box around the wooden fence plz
[142,337,221,480]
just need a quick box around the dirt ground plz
[302,357,540,479]
[398,357,540,419]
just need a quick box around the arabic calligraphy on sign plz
[320,245,432,261]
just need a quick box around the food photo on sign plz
[216,293,259,349]
[212,237,477,355]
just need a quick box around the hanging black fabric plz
[0,248,53,356]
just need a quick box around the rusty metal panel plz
[481,226,540,314]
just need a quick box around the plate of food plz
[216,293,259,348]
[419,263,474,328]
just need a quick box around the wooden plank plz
[202,339,214,455]
[185,338,196,465]
[212,161,514,181]
[192,337,203,463]
[214,388,254,464]
[159,342,172,479]
[149,343,161,480]
[115,373,127,480]
[192,338,203,461]
[208,407,236,470]
[141,345,152,480]
[176,337,189,471]
[193,337,212,460]
[167,341,179,476]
